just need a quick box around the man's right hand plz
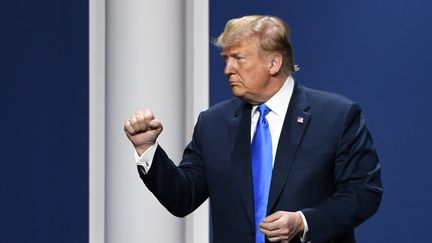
[124,110,163,156]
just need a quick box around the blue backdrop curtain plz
[0,1,89,242]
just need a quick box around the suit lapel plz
[229,101,255,227]
[267,84,311,213]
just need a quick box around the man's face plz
[221,38,272,104]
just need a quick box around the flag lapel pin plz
[297,116,304,124]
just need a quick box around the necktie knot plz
[257,104,271,117]
[257,104,271,126]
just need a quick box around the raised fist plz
[124,110,163,155]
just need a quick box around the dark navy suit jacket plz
[139,83,383,243]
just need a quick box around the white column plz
[105,1,186,242]
[91,1,210,243]
[89,0,106,242]
[185,0,210,243]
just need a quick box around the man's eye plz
[236,56,245,62]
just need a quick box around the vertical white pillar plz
[89,0,106,242]
[105,1,186,242]
[185,1,210,243]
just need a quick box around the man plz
[124,15,382,243]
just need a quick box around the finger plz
[129,116,141,132]
[267,232,293,242]
[260,213,283,231]
[143,110,155,123]
[124,119,136,134]
[262,211,283,223]
[267,236,282,242]
[135,111,147,131]
[149,119,163,131]
[260,221,279,232]
[260,225,283,238]
[260,218,284,236]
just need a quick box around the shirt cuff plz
[134,143,158,174]
[298,211,310,243]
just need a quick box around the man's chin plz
[230,86,245,98]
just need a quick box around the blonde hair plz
[215,15,296,75]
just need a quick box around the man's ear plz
[268,54,283,75]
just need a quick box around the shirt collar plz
[252,75,295,117]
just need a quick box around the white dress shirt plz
[249,76,309,242]
[135,75,309,242]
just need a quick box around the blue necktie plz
[251,104,272,243]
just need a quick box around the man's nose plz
[224,59,235,75]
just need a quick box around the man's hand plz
[124,110,163,155]
[259,211,304,243]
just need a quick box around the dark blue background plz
[0,0,89,242]
[210,1,432,242]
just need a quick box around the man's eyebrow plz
[220,52,240,57]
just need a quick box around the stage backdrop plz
[210,1,432,242]
[0,0,89,242]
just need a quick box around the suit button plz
[250,230,254,236]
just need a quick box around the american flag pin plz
[297,117,304,124]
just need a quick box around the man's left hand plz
[259,211,304,243]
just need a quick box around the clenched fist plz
[124,110,163,155]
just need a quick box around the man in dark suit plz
[124,15,382,243]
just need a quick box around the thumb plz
[262,211,283,223]
[148,119,163,131]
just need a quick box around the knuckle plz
[144,110,153,117]
[136,112,145,121]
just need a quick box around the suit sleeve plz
[137,113,208,217]
[302,103,383,241]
